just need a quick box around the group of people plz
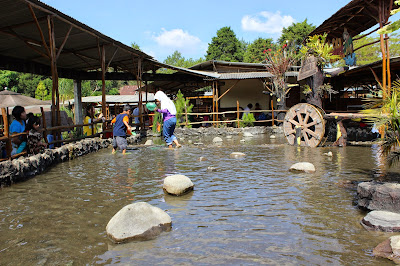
[110,91,181,154]
[0,105,48,158]
[1,91,181,158]
[243,103,267,120]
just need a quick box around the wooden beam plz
[28,3,51,57]
[106,47,119,69]
[217,80,240,101]
[56,24,73,61]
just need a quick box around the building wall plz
[219,79,271,110]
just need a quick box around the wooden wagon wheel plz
[283,103,325,147]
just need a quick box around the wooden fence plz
[0,104,287,161]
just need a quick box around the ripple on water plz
[0,135,398,265]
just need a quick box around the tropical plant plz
[299,33,341,108]
[362,79,400,167]
[152,112,163,134]
[263,44,296,112]
[241,113,256,127]
[174,90,193,128]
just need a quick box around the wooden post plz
[73,79,83,136]
[215,82,219,126]
[184,103,188,127]
[271,99,275,126]
[212,82,215,126]
[40,107,48,144]
[1,108,12,158]
[236,100,240,128]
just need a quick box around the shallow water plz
[0,135,399,265]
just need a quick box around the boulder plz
[212,137,223,143]
[361,210,400,232]
[270,135,276,139]
[230,152,246,158]
[144,139,153,146]
[373,236,400,264]
[289,162,316,173]
[358,182,400,213]
[106,202,172,243]
[243,132,254,137]
[163,174,194,196]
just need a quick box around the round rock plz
[144,139,153,146]
[163,174,194,196]
[230,152,246,158]
[106,202,172,243]
[243,132,254,137]
[213,137,223,143]
[270,135,276,139]
[289,162,316,173]
[361,210,400,232]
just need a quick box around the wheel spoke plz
[303,111,310,125]
[296,111,303,125]
[302,131,310,146]
[304,128,319,138]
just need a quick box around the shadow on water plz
[0,134,399,265]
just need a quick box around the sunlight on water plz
[0,135,398,265]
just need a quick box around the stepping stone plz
[163,174,194,196]
[230,152,246,158]
[361,210,400,232]
[289,162,316,173]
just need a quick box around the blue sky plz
[42,0,398,61]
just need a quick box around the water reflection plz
[0,135,399,265]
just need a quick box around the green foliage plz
[299,33,340,67]
[159,51,204,74]
[174,90,193,128]
[131,42,141,50]
[377,0,400,34]
[206,26,244,62]
[241,113,256,127]
[278,19,316,51]
[243,37,275,63]
[59,79,74,103]
[152,112,163,133]
[35,81,48,100]
[362,79,400,167]
[353,35,381,65]
[108,87,120,95]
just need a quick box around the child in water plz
[154,91,181,148]
[111,104,132,155]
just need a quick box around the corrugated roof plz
[205,72,272,80]
[64,92,154,104]
[309,0,394,41]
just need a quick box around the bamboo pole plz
[236,100,240,128]
[1,108,11,158]
[212,82,215,126]
[271,99,275,126]
[386,33,391,94]
[215,82,219,125]
[378,1,387,98]
[40,107,48,144]
[184,102,188,127]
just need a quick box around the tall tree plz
[243,37,274,63]
[206,26,244,62]
[278,19,316,51]
[160,51,204,73]
[35,81,48,100]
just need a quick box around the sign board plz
[297,56,319,81]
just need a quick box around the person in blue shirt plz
[111,104,132,155]
[10,105,27,155]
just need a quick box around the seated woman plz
[83,105,103,136]
[10,106,27,155]
[26,116,47,155]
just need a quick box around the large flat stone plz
[358,181,400,213]
[361,210,400,232]
[163,174,194,196]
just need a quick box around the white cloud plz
[149,28,206,61]
[241,11,295,34]
[153,28,202,50]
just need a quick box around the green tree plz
[278,19,316,51]
[0,70,19,91]
[206,26,244,62]
[353,35,381,65]
[159,51,204,74]
[243,37,274,63]
[174,90,193,128]
[35,81,48,100]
